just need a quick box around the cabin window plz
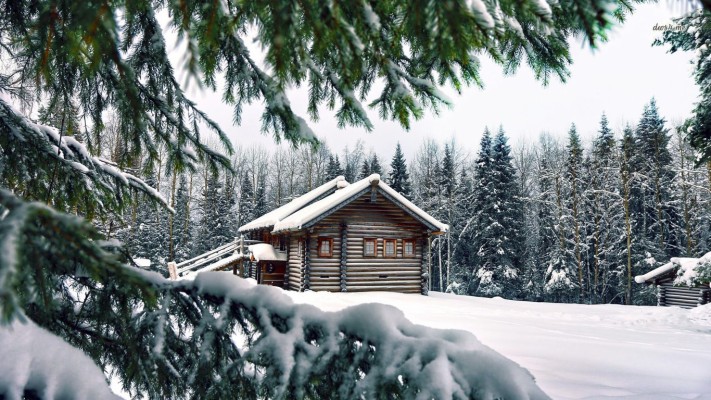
[363,238,377,257]
[318,237,333,257]
[384,239,397,258]
[403,239,415,257]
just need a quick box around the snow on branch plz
[177,273,549,399]
[0,93,172,212]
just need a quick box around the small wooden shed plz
[238,174,448,294]
[635,255,711,308]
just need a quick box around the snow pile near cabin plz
[689,303,711,327]
[286,290,711,400]
[0,319,120,400]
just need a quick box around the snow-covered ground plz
[284,290,711,400]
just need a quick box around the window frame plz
[363,238,377,257]
[383,239,397,258]
[403,238,416,257]
[317,237,334,257]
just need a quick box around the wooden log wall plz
[303,224,343,292]
[249,261,257,280]
[287,235,303,291]
[658,280,711,308]
[306,192,427,294]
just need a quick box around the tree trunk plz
[168,167,177,262]
[622,171,632,305]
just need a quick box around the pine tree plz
[388,142,411,197]
[627,100,677,304]
[238,173,255,228]
[657,11,711,161]
[124,170,169,264]
[462,129,493,294]
[449,166,473,294]
[564,123,586,302]
[471,128,523,298]
[326,154,344,180]
[539,135,578,303]
[671,122,711,257]
[586,114,624,303]
[173,174,192,262]
[344,162,357,183]
[359,158,372,179]
[513,144,544,302]
[195,172,234,255]
[37,99,82,142]
[438,144,456,290]
[253,175,269,218]
[632,100,674,269]
[439,145,455,200]
[370,153,383,177]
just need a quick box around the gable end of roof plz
[376,187,440,232]
[300,187,371,230]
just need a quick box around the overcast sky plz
[185,2,699,159]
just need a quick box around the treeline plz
[104,99,710,305]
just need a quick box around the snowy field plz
[284,290,711,400]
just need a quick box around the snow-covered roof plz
[635,253,711,285]
[178,253,245,280]
[248,243,287,261]
[238,175,346,232]
[132,258,152,268]
[272,174,449,233]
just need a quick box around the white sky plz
[185,2,699,159]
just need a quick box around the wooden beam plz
[420,235,428,295]
[427,236,432,293]
[284,235,290,289]
[303,233,311,291]
[340,223,348,292]
[168,262,177,281]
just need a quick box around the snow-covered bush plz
[675,252,711,287]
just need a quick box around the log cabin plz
[238,174,448,294]
[635,255,711,308]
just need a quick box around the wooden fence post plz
[168,261,177,281]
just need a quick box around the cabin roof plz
[238,175,347,232]
[635,252,711,286]
[271,174,449,234]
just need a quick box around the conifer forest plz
[105,98,710,307]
